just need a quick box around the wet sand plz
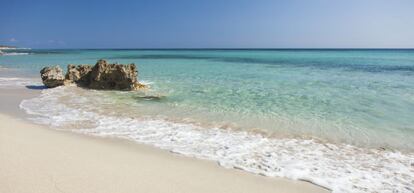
[0,87,329,193]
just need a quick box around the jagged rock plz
[40,59,144,91]
[66,64,92,86]
[40,66,65,88]
[87,59,139,90]
[133,82,147,90]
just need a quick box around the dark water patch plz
[216,57,414,74]
[26,85,47,90]
[20,49,84,55]
[331,64,414,75]
[123,55,414,73]
[108,54,212,60]
[133,94,166,102]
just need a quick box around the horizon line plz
[18,47,414,50]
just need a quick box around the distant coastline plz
[0,45,17,50]
[0,45,31,50]
[0,46,31,56]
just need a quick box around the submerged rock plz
[40,66,65,88]
[41,59,145,91]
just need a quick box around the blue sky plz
[1,0,413,48]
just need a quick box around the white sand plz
[0,88,329,193]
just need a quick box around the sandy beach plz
[0,87,329,193]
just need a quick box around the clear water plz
[2,49,414,192]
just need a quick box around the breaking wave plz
[1,52,30,56]
[19,86,414,193]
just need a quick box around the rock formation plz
[66,64,92,86]
[40,66,65,88]
[89,59,139,90]
[40,59,145,90]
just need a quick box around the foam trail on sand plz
[0,77,41,88]
[19,86,414,193]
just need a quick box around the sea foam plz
[1,52,30,56]
[20,86,414,193]
[0,77,41,88]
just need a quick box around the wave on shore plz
[18,86,414,193]
[0,77,41,88]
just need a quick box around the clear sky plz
[1,0,413,48]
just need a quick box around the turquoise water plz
[2,49,414,150]
[2,49,414,192]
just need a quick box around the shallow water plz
[2,49,414,192]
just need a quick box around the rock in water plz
[40,66,65,88]
[88,59,139,90]
[41,59,143,90]
[66,64,92,86]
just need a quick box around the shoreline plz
[0,87,329,193]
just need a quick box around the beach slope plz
[0,113,328,193]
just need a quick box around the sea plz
[1,49,413,192]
